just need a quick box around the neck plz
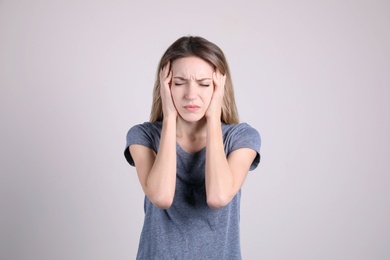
[176,117,207,140]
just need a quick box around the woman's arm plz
[130,117,176,209]
[205,71,257,209]
[130,63,177,209]
[205,119,257,209]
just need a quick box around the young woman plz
[124,36,261,259]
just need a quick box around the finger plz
[160,61,171,79]
[166,70,172,85]
[213,71,218,87]
[213,69,219,80]
[221,74,226,87]
[213,70,225,88]
[165,61,171,74]
[161,61,170,71]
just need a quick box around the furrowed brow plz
[196,78,212,81]
[173,77,188,81]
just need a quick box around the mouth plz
[184,105,200,112]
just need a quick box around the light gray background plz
[1,0,389,259]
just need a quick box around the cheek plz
[170,88,179,104]
[203,89,213,105]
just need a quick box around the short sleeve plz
[123,122,162,166]
[223,123,261,171]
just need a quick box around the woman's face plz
[170,56,214,123]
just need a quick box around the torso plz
[176,135,206,154]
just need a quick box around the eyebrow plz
[173,77,211,81]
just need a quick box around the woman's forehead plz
[171,57,214,78]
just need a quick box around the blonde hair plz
[150,36,239,124]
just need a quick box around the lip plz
[184,105,200,112]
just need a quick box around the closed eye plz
[198,79,211,87]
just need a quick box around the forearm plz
[205,118,234,209]
[146,116,177,208]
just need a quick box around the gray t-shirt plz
[124,122,261,260]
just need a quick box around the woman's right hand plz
[160,61,177,119]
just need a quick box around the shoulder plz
[222,122,261,155]
[127,121,162,137]
[222,122,261,170]
[222,123,261,143]
[126,121,163,145]
[124,121,162,165]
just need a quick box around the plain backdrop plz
[1,0,389,259]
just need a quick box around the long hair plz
[149,36,239,124]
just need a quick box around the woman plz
[124,36,261,259]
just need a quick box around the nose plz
[184,82,197,100]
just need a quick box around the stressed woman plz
[124,36,261,260]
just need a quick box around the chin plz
[178,113,205,123]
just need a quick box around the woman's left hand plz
[205,69,226,121]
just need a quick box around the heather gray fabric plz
[124,122,261,260]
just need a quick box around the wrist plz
[206,116,222,127]
[163,114,177,123]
